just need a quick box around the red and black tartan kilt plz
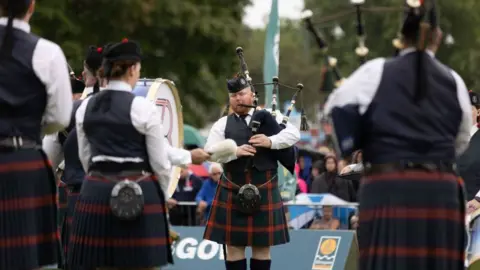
[57,181,68,229]
[0,149,59,269]
[60,184,81,264]
[204,169,290,247]
[357,170,466,270]
[68,174,173,269]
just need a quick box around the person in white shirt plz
[0,0,72,269]
[203,74,300,270]
[469,91,480,136]
[68,39,172,269]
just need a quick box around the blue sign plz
[164,226,358,270]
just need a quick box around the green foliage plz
[303,0,480,89]
[31,0,251,126]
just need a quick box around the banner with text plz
[164,226,358,270]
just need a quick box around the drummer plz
[68,38,173,269]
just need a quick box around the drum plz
[468,208,480,269]
[133,78,184,198]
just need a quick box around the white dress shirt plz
[470,124,478,137]
[324,48,472,157]
[0,17,72,135]
[75,80,172,197]
[204,108,300,164]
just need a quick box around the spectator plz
[311,155,356,202]
[168,167,203,225]
[298,156,312,187]
[196,163,222,224]
[308,160,324,192]
[295,163,308,194]
[309,206,340,230]
[341,150,364,174]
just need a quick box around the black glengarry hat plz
[84,45,104,72]
[227,74,249,93]
[103,38,142,62]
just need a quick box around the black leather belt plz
[364,162,456,175]
[0,136,39,151]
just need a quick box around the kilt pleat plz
[204,169,290,247]
[0,149,59,269]
[68,174,172,269]
[358,171,466,270]
[61,190,80,264]
[57,181,68,229]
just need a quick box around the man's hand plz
[236,144,256,157]
[190,148,211,164]
[167,198,178,209]
[467,199,480,214]
[248,134,272,148]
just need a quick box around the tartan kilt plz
[57,181,68,229]
[204,169,290,247]
[0,149,59,269]
[358,170,466,270]
[60,186,81,266]
[68,173,173,268]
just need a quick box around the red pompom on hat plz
[122,38,129,43]
[97,47,103,53]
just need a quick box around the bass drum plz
[133,78,184,198]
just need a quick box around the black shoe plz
[226,258,247,270]
[250,258,271,270]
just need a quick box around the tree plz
[304,0,480,89]
[31,0,251,126]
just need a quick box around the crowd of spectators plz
[168,148,362,231]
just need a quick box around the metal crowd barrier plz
[171,201,359,230]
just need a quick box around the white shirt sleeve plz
[32,38,73,134]
[451,70,473,156]
[130,97,171,197]
[75,97,92,172]
[324,58,386,116]
[42,133,64,170]
[267,109,301,149]
[165,137,192,166]
[204,116,238,164]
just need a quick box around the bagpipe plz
[68,63,86,94]
[231,47,308,174]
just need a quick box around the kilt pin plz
[357,171,466,270]
[0,149,60,269]
[68,173,173,268]
[204,169,290,247]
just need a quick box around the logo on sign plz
[311,236,341,270]
[172,237,225,261]
[155,98,174,144]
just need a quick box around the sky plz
[243,0,305,29]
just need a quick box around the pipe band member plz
[69,38,173,269]
[0,0,73,269]
[203,75,300,270]
[43,44,106,269]
[324,1,470,269]
[460,91,480,210]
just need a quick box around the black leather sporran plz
[235,183,261,215]
[110,179,144,220]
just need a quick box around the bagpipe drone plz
[227,47,309,174]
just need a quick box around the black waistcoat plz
[223,114,277,174]
[362,53,461,163]
[83,90,150,171]
[59,100,84,186]
[0,26,46,143]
